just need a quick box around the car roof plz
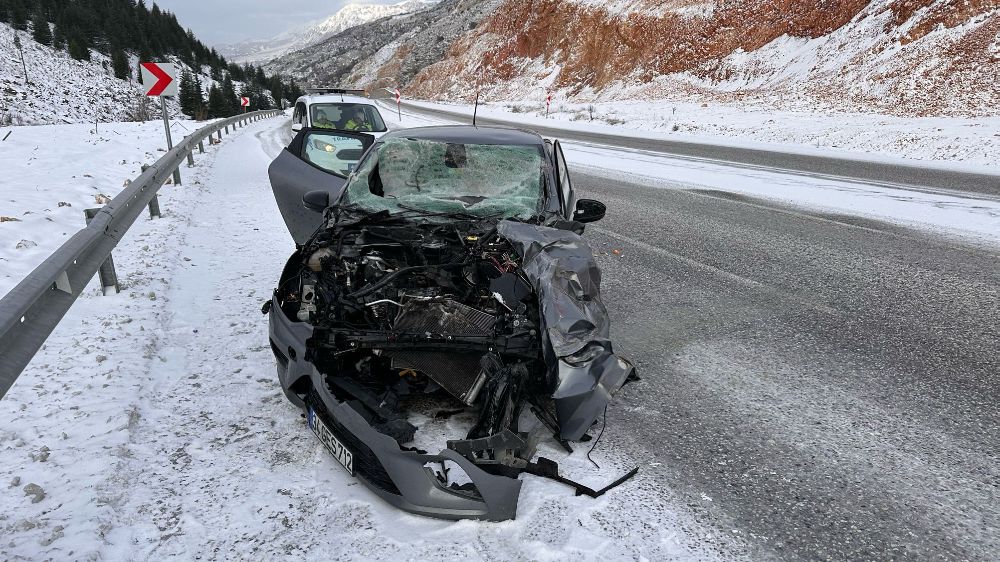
[381,125,544,146]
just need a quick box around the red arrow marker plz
[141,63,173,96]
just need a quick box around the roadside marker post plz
[546,93,552,117]
[140,62,182,186]
[395,88,402,121]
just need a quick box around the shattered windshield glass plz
[342,137,544,219]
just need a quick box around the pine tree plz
[178,70,196,117]
[9,0,27,30]
[221,75,238,116]
[207,84,228,118]
[112,49,130,80]
[31,10,52,45]
[192,74,205,116]
[52,18,66,50]
[68,34,90,61]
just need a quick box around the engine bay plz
[275,210,556,472]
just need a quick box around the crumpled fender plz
[497,221,635,440]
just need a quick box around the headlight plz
[313,139,336,152]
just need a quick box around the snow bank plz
[0,119,216,299]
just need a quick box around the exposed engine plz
[276,211,549,460]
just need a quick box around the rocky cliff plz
[395,0,1000,116]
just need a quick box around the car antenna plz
[472,91,480,126]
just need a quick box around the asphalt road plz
[286,106,998,558]
[578,174,1000,560]
[395,102,1000,198]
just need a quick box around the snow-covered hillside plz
[0,24,165,126]
[216,0,439,64]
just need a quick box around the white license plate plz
[308,407,354,475]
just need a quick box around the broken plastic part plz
[524,457,640,498]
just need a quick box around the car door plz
[268,127,375,245]
[552,140,576,218]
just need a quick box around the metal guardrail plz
[0,109,284,398]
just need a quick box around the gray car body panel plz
[268,128,374,246]
[497,220,634,441]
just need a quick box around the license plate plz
[308,407,354,475]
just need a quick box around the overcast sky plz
[153,0,401,46]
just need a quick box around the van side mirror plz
[573,199,606,223]
[302,190,330,212]
[291,123,303,132]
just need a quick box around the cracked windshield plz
[345,138,544,219]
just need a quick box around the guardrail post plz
[83,208,120,295]
[217,130,222,142]
[198,140,205,153]
[187,151,195,167]
[224,125,229,134]
[140,164,161,219]
[148,195,161,219]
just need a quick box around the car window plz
[310,103,387,132]
[301,131,369,178]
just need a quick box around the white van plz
[291,89,389,139]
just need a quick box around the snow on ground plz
[393,101,1000,247]
[0,114,742,560]
[407,99,1000,171]
[0,117,215,300]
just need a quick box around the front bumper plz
[268,295,523,520]
[305,365,523,521]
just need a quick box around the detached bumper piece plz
[305,371,522,521]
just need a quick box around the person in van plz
[314,109,334,128]
[345,108,372,131]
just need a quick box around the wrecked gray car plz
[264,125,636,521]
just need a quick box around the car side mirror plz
[573,199,606,223]
[302,190,330,212]
[291,123,303,132]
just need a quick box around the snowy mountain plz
[216,0,439,64]
[265,0,501,91]
[401,0,1000,116]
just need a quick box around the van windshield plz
[310,103,387,132]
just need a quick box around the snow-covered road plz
[1,117,737,560]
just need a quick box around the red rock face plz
[402,0,1000,116]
